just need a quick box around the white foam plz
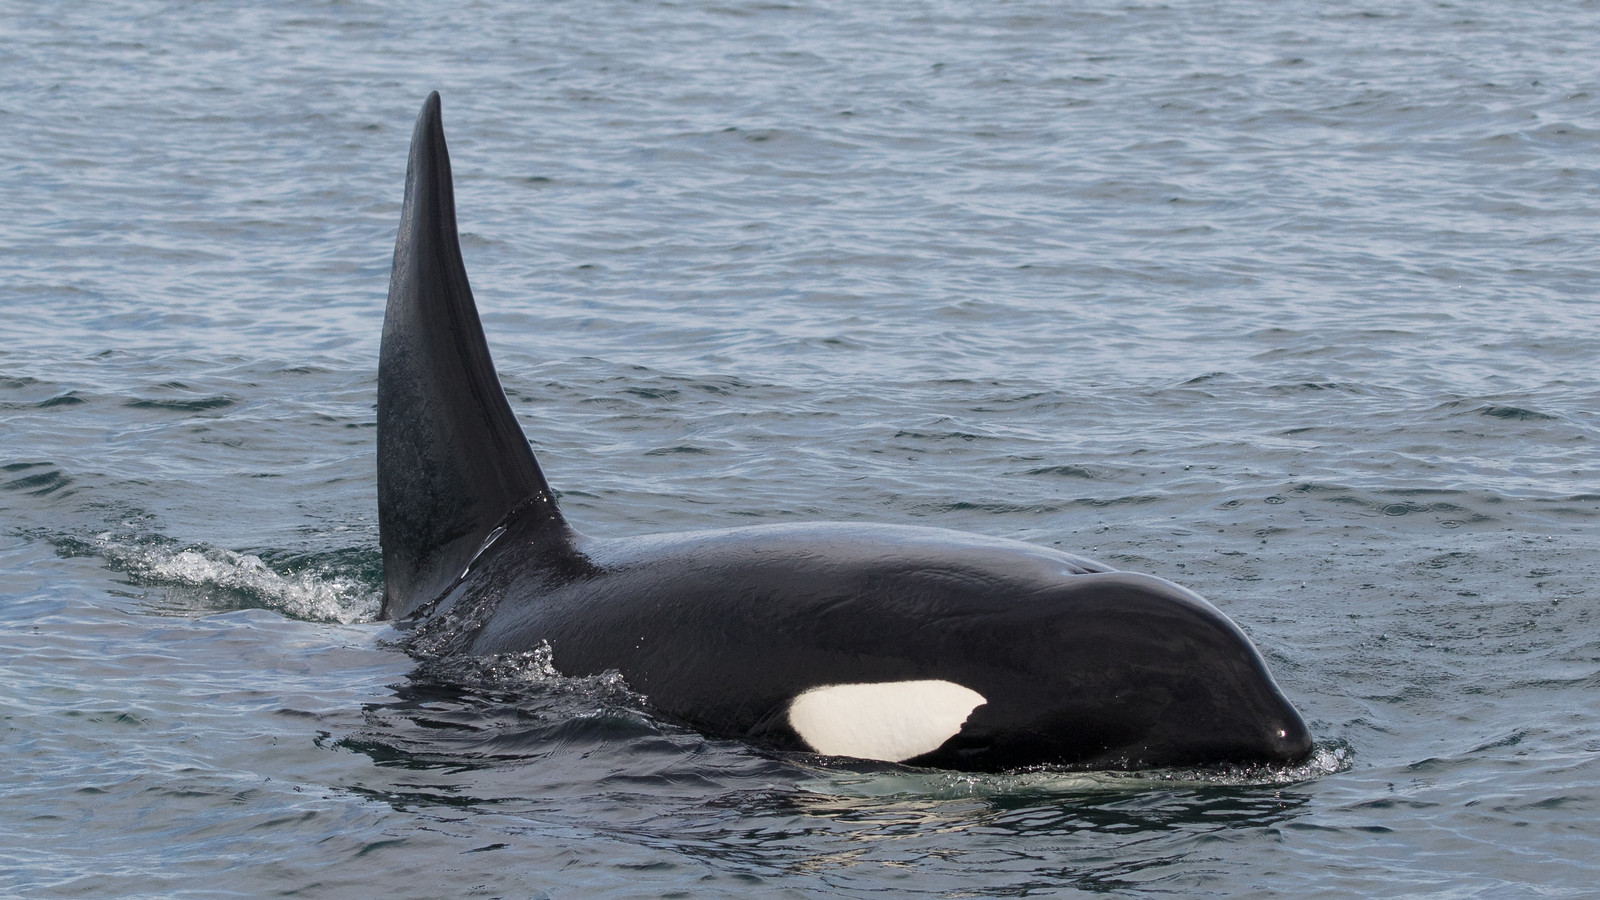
[787,679,986,763]
[98,538,380,624]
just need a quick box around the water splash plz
[406,639,637,705]
[798,743,1352,799]
[52,531,380,624]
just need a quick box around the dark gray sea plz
[4,1,1599,896]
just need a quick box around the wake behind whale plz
[377,92,1312,773]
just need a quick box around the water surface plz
[3,1,1599,896]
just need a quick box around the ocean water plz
[3,0,1599,896]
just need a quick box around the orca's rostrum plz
[377,92,1314,773]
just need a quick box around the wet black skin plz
[441,517,1312,772]
[378,92,1314,773]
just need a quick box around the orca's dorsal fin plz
[377,92,569,620]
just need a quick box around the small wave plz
[892,429,994,443]
[338,642,659,769]
[801,743,1351,799]
[2,462,72,496]
[644,445,713,456]
[1475,404,1559,422]
[411,641,562,687]
[60,533,379,624]
[1431,399,1563,422]
[125,395,237,412]
[1104,742,1353,787]
[0,391,88,410]
[1025,464,1098,479]
[411,640,637,703]
[1265,381,1377,395]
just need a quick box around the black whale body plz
[378,92,1313,773]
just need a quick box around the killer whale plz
[377,92,1313,772]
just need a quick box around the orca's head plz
[912,571,1314,773]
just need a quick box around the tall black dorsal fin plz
[377,92,567,620]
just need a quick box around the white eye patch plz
[787,680,987,763]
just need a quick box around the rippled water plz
[4,1,1599,896]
